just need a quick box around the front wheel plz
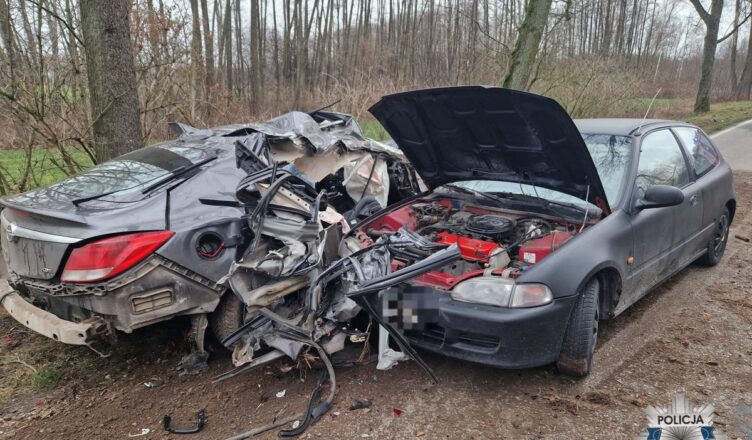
[556,278,599,377]
[696,207,730,267]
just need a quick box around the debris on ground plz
[143,380,164,389]
[349,399,372,411]
[163,410,207,435]
[127,428,151,437]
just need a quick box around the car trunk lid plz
[0,208,81,280]
[368,86,610,213]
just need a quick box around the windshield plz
[442,134,632,207]
[582,134,632,205]
[49,143,215,201]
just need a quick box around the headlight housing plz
[450,277,553,308]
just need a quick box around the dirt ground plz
[1,174,752,440]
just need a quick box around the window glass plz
[582,134,632,205]
[450,134,633,207]
[49,143,215,200]
[673,127,719,176]
[635,129,689,197]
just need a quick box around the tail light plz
[61,231,174,283]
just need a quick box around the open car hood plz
[368,86,610,213]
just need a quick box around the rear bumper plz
[13,256,223,334]
[404,289,578,369]
[1,288,104,345]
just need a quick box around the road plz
[2,123,752,440]
[712,119,752,170]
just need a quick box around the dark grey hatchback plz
[341,86,735,376]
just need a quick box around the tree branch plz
[688,0,712,24]
[718,11,752,43]
[26,0,84,47]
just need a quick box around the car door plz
[623,129,694,308]
[672,126,723,247]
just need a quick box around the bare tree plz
[688,0,724,113]
[737,7,752,99]
[80,0,143,161]
[503,0,553,90]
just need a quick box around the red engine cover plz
[518,231,572,265]
[435,231,501,262]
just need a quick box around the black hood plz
[368,86,610,212]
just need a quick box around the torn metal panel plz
[226,111,403,158]
[343,154,390,207]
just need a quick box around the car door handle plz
[689,194,698,206]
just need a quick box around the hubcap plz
[592,300,599,347]
[713,214,729,256]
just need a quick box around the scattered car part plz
[127,428,151,437]
[163,409,207,434]
[349,399,372,411]
[376,324,409,370]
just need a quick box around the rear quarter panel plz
[699,156,735,229]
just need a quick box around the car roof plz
[573,118,690,136]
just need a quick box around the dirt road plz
[2,161,751,439]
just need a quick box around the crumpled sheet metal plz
[227,111,402,158]
[343,154,389,207]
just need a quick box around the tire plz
[209,292,245,346]
[556,278,600,377]
[696,207,730,267]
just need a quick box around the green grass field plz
[685,100,752,133]
[0,148,92,192]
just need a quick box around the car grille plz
[405,323,446,346]
[406,324,500,353]
[454,332,500,352]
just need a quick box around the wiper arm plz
[489,191,590,215]
[442,184,508,205]
[72,156,219,206]
[71,189,122,206]
[142,155,218,194]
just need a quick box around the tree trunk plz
[189,0,203,120]
[200,0,214,115]
[79,0,143,162]
[249,0,261,113]
[729,0,741,92]
[689,0,723,113]
[223,0,233,92]
[737,11,752,100]
[503,0,553,90]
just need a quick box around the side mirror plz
[635,185,684,210]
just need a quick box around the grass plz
[685,100,752,133]
[360,120,391,141]
[0,330,96,405]
[0,148,92,191]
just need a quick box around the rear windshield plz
[49,144,214,200]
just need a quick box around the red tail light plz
[61,231,174,283]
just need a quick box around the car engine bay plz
[348,198,593,289]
